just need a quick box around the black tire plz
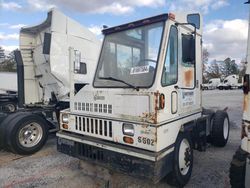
[219,86,223,90]
[167,132,193,187]
[0,101,17,112]
[230,147,248,188]
[210,110,230,147]
[0,112,26,149]
[5,113,49,155]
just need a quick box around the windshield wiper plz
[98,76,139,91]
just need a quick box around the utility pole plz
[245,1,250,68]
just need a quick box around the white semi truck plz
[57,13,230,186]
[229,1,250,187]
[218,74,241,90]
[0,9,101,155]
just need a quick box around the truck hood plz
[71,90,157,124]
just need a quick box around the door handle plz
[174,85,179,89]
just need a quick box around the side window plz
[161,26,178,86]
[43,33,51,55]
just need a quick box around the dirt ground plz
[0,90,243,188]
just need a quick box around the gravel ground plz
[0,90,243,188]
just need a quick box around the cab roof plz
[102,14,168,35]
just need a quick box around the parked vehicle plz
[218,74,241,90]
[0,73,18,112]
[0,9,101,155]
[57,13,229,187]
[229,1,250,187]
[0,91,18,112]
[202,78,221,90]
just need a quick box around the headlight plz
[123,123,134,136]
[62,114,69,123]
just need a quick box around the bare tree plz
[202,48,209,83]
[206,59,221,80]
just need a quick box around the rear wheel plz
[167,132,193,187]
[5,113,48,155]
[230,147,247,188]
[210,110,229,147]
[1,101,16,112]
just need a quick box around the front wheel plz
[230,147,247,188]
[167,132,193,187]
[5,113,49,155]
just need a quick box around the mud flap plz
[192,117,207,151]
[0,113,7,148]
[246,157,250,187]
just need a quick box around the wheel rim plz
[223,118,229,139]
[5,104,15,112]
[178,138,191,176]
[18,122,43,148]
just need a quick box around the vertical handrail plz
[14,50,25,108]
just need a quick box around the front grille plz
[75,116,113,138]
[74,102,112,114]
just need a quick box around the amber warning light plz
[169,13,176,20]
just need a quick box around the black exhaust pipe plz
[14,50,25,108]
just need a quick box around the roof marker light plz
[169,13,176,20]
[142,19,150,24]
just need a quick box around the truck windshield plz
[93,22,164,88]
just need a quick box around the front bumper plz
[57,131,174,183]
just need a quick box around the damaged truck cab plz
[57,13,229,186]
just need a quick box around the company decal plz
[182,91,195,107]
[94,93,105,101]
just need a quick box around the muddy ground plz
[0,90,243,188]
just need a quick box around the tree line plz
[0,51,17,72]
[0,48,247,82]
[202,49,246,83]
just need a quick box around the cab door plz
[161,25,179,116]
[178,25,197,115]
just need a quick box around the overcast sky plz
[0,0,249,63]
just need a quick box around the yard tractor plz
[57,12,230,186]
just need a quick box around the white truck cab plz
[0,9,101,155]
[202,78,221,90]
[218,74,240,90]
[57,12,230,186]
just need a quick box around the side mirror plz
[74,50,87,74]
[182,34,195,64]
[187,14,200,29]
